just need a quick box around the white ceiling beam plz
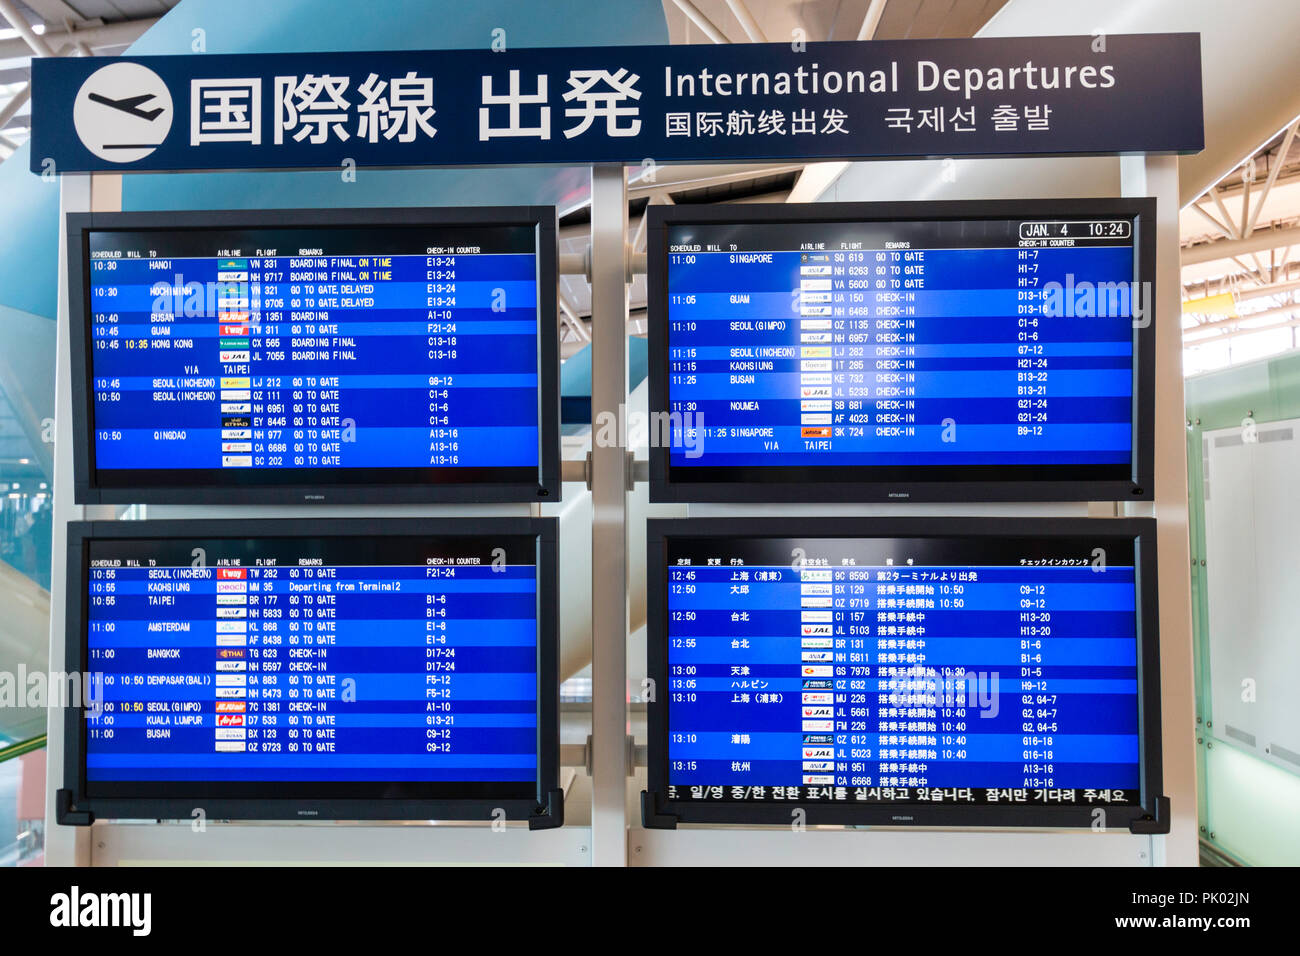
[857,0,890,40]
[1244,118,1300,236]
[21,0,87,24]
[0,17,156,60]
[724,0,766,42]
[0,80,28,128]
[1182,224,1300,265]
[0,0,54,57]
[1189,200,1236,241]
[670,0,731,43]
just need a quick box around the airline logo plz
[801,305,832,316]
[800,582,831,595]
[802,665,833,677]
[801,650,834,663]
[217,259,248,271]
[220,390,252,401]
[222,455,253,467]
[800,318,832,330]
[215,700,245,713]
[215,659,246,672]
[216,714,245,727]
[801,595,833,608]
[222,442,253,453]
[801,332,832,344]
[801,290,831,303]
[215,673,247,687]
[802,760,835,772]
[219,338,249,350]
[801,399,831,412]
[801,720,834,733]
[800,386,832,399]
[800,359,831,372]
[800,413,831,426]
[217,648,245,659]
[803,747,834,759]
[801,346,831,358]
[216,580,247,593]
[215,620,247,633]
[801,625,833,638]
[220,377,250,390]
[222,416,251,428]
[801,635,833,648]
[800,278,831,291]
[220,429,252,441]
[220,402,252,414]
[217,270,249,281]
[219,350,250,363]
[801,610,832,622]
[214,740,246,752]
[214,727,247,741]
[801,693,833,705]
[802,733,834,744]
[215,607,246,619]
[216,594,247,607]
[801,426,832,439]
[800,264,832,276]
[802,680,834,691]
[216,569,246,580]
[215,635,247,647]
[803,774,835,785]
[215,687,247,699]
[800,568,832,581]
[216,297,250,309]
[801,372,832,386]
[802,705,833,719]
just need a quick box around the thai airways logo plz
[73,62,173,163]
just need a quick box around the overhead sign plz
[30,35,1203,173]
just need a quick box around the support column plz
[1123,153,1198,866]
[588,164,630,866]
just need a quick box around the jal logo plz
[73,62,173,163]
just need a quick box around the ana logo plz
[73,62,173,163]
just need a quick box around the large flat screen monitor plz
[643,517,1165,830]
[68,207,559,504]
[648,199,1155,502]
[59,518,561,825]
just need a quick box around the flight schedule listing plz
[84,223,541,487]
[664,217,1138,478]
[82,535,539,796]
[664,535,1142,806]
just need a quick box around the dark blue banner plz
[30,35,1202,173]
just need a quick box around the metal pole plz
[588,164,629,866]
[0,0,54,57]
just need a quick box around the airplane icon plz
[87,92,165,121]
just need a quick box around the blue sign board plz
[31,35,1202,173]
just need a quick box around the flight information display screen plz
[71,209,557,503]
[647,519,1159,825]
[68,520,555,815]
[649,201,1153,502]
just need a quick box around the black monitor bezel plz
[647,198,1157,503]
[61,517,560,823]
[68,206,560,505]
[644,516,1164,829]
